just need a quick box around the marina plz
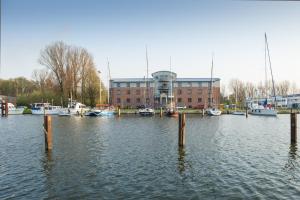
[0,114,299,199]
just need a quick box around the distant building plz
[110,71,221,109]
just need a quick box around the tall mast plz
[107,58,111,105]
[170,56,173,108]
[145,46,149,106]
[209,54,214,108]
[265,33,276,108]
[264,37,268,97]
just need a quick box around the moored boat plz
[6,103,24,115]
[31,103,61,115]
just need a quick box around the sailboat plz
[232,85,245,115]
[139,47,154,116]
[206,55,222,116]
[99,59,115,116]
[165,57,179,117]
[249,33,277,116]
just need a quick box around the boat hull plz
[249,109,277,116]
[207,108,222,116]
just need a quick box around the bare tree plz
[39,41,69,94]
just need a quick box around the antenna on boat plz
[265,33,277,109]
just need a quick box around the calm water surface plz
[0,114,300,199]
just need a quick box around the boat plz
[65,101,88,115]
[31,103,61,115]
[139,107,155,116]
[165,56,179,117]
[6,103,24,115]
[138,46,154,116]
[206,55,222,116]
[84,109,102,116]
[249,33,277,117]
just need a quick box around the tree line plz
[0,41,107,106]
[222,79,300,106]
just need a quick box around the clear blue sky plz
[1,0,300,91]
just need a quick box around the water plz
[0,115,300,199]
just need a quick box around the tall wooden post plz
[1,102,3,116]
[160,107,163,117]
[291,113,297,143]
[118,107,121,117]
[44,115,53,150]
[202,109,205,116]
[246,108,248,118]
[178,113,186,146]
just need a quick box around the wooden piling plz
[160,107,163,117]
[178,113,186,146]
[291,112,297,143]
[118,108,121,117]
[5,102,8,116]
[246,108,248,118]
[44,115,53,150]
[1,101,4,117]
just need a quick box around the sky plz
[1,0,300,92]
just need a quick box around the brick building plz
[110,71,220,109]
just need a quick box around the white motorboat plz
[67,101,88,115]
[6,103,24,115]
[139,108,155,116]
[248,104,277,116]
[31,103,61,115]
[206,108,222,116]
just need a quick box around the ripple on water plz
[0,114,300,199]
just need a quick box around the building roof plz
[111,78,220,82]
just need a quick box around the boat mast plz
[265,33,276,109]
[146,46,150,107]
[107,58,111,105]
[208,55,214,108]
[169,56,173,108]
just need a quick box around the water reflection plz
[178,147,186,174]
[286,144,299,169]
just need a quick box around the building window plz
[127,90,131,95]
[117,83,120,87]
[136,90,140,95]
[188,105,192,108]
[188,98,192,103]
[136,98,141,103]
[127,83,130,87]
[198,98,202,103]
[178,82,182,87]
[189,82,192,87]
[178,98,182,103]
[178,89,182,95]
[198,82,202,87]
[117,98,121,103]
[137,82,140,87]
[126,98,130,103]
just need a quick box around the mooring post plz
[178,113,186,146]
[1,101,4,117]
[44,115,53,150]
[246,108,248,118]
[5,102,8,116]
[80,108,83,117]
[160,107,163,117]
[202,109,205,116]
[118,107,121,117]
[291,112,297,143]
